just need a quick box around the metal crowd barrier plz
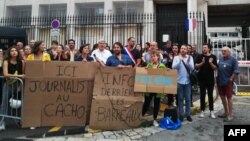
[210,38,250,61]
[235,62,250,96]
[0,76,24,129]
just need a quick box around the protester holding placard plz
[26,41,50,129]
[167,43,180,107]
[141,50,166,127]
[27,41,51,61]
[91,39,112,66]
[106,42,133,67]
[144,41,163,65]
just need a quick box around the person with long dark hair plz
[106,42,133,67]
[75,44,94,62]
[26,41,50,130]
[27,41,51,61]
[0,46,25,131]
[52,44,69,61]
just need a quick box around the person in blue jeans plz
[172,44,194,122]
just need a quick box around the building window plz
[113,1,144,23]
[5,6,32,26]
[76,3,104,24]
[49,8,66,17]
[80,7,104,15]
[17,9,31,17]
[40,5,67,17]
[114,1,143,14]
[7,6,32,17]
[229,32,239,37]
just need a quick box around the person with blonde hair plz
[217,46,239,122]
[142,50,166,127]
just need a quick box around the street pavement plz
[144,96,250,141]
[1,94,250,141]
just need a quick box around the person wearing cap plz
[106,42,133,67]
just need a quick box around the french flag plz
[185,18,197,32]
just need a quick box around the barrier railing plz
[209,37,250,95]
[210,38,250,61]
[235,61,250,96]
[0,76,24,129]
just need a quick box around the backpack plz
[164,107,178,123]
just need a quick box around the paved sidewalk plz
[145,96,250,141]
[28,90,218,141]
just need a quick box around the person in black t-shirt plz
[195,43,217,119]
[1,46,25,131]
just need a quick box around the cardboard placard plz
[22,62,98,127]
[90,96,143,130]
[92,67,143,97]
[90,67,144,130]
[134,68,177,94]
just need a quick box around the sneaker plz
[84,125,89,132]
[0,122,6,131]
[200,111,205,118]
[187,116,192,122]
[172,102,177,107]
[224,116,233,122]
[30,127,36,130]
[153,120,159,127]
[210,111,216,119]
[218,113,227,118]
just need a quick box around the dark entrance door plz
[156,4,187,49]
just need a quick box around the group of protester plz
[0,37,239,130]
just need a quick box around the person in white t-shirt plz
[91,39,112,65]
